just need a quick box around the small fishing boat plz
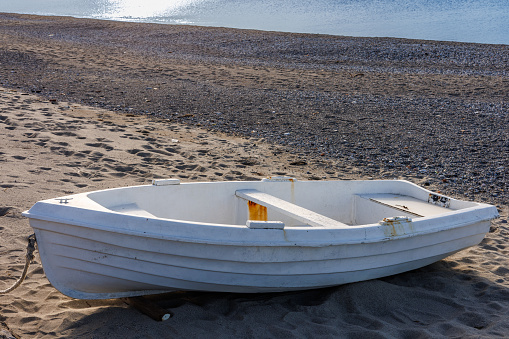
[23,178,498,299]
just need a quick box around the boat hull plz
[24,180,498,299]
[30,218,489,299]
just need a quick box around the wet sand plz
[0,13,508,338]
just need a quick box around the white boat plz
[23,178,498,300]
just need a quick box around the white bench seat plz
[236,189,348,228]
[357,193,452,217]
[109,203,156,218]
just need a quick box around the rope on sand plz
[0,234,36,294]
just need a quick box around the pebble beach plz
[0,13,508,338]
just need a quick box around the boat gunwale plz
[23,204,496,247]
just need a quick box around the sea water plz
[1,0,507,44]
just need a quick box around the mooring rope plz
[0,234,36,294]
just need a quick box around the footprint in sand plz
[85,142,114,151]
[51,131,79,137]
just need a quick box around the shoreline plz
[0,13,508,338]
[3,8,509,46]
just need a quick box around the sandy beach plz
[0,13,508,338]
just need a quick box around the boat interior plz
[86,179,477,228]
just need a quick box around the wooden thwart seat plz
[236,189,348,228]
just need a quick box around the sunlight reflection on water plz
[101,0,205,19]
